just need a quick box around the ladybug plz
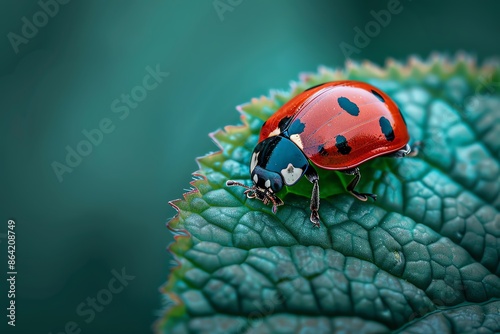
[227,81,417,227]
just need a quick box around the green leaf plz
[157,55,500,333]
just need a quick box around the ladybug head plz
[226,136,309,213]
[247,165,284,212]
[226,166,285,214]
[251,165,284,193]
[226,172,284,213]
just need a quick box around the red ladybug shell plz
[259,81,410,170]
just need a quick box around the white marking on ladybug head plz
[250,152,259,173]
[264,179,271,188]
[268,127,280,137]
[290,134,304,150]
[280,163,303,185]
[253,174,258,184]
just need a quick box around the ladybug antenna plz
[225,180,251,190]
[226,180,258,199]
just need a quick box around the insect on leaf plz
[157,55,500,334]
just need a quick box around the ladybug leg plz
[406,141,423,157]
[344,168,377,202]
[386,144,411,158]
[385,142,422,158]
[305,167,321,227]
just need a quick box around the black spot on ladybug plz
[335,135,352,155]
[371,89,385,103]
[379,116,395,141]
[278,116,292,132]
[318,144,329,156]
[398,108,407,125]
[338,97,360,116]
[305,83,326,92]
[288,119,306,134]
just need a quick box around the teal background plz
[0,1,499,333]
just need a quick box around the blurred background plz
[1,1,499,333]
